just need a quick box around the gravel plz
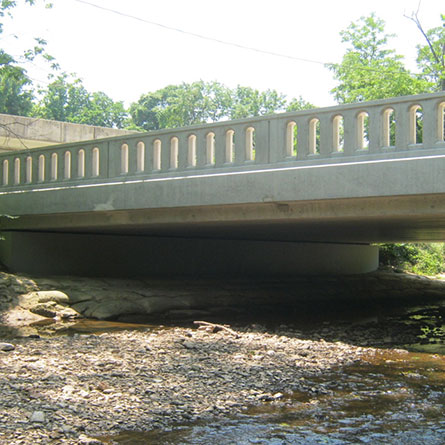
[0,324,375,444]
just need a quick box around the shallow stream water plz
[21,293,445,444]
[74,296,444,445]
[101,350,445,444]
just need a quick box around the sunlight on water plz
[99,342,445,444]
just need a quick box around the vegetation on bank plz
[379,243,445,276]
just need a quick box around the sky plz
[2,0,444,108]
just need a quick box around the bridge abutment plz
[0,231,378,277]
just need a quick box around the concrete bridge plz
[1,92,445,277]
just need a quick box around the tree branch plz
[405,4,445,90]
[0,122,30,150]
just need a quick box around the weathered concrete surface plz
[2,152,445,244]
[2,152,445,276]
[0,113,136,152]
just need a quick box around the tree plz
[0,53,33,115]
[229,86,287,119]
[129,81,233,131]
[0,1,55,116]
[328,13,433,103]
[34,75,128,128]
[129,81,297,131]
[406,12,445,91]
[286,96,315,112]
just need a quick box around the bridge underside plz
[3,193,445,243]
[0,230,379,277]
[2,193,445,278]
[3,151,445,277]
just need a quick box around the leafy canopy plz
[129,81,311,131]
[328,13,434,103]
[0,0,55,116]
[34,74,128,128]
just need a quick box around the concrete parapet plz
[0,114,136,152]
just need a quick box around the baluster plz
[231,124,246,165]
[318,114,334,157]
[295,117,309,160]
[267,119,283,163]
[253,120,269,164]
[421,100,436,147]
[176,134,188,171]
[107,141,121,178]
[367,107,381,153]
[159,136,170,172]
[57,151,65,180]
[342,110,357,155]
[213,127,226,167]
[393,103,410,150]
[195,130,208,168]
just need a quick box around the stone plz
[59,307,81,319]
[35,291,70,304]
[19,290,69,308]
[78,434,103,444]
[29,303,58,318]
[30,411,45,423]
[0,343,15,352]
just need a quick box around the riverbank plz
[2,268,445,336]
[1,269,445,444]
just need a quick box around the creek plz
[101,349,445,444]
[3,272,445,444]
[90,294,445,444]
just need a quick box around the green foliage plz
[129,81,232,131]
[328,13,434,103]
[379,243,445,275]
[129,81,291,131]
[0,52,33,115]
[229,86,287,119]
[415,14,445,90]
[0,0,56,116]
[34,75,128,128]
[286,96,315,112]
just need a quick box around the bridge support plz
[0,231,378,277]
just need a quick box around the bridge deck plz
[1,92,445,244]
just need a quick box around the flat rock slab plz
[1,270,445,328]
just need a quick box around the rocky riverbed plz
[0,322,378,444]
[1,269,445,444]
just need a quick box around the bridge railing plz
[1,92,444,189]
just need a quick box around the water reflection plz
[100,351,445,444]
[98,320,445,445]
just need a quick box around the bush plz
[379,243,445,275]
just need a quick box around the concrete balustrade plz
[0,92,444,189]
